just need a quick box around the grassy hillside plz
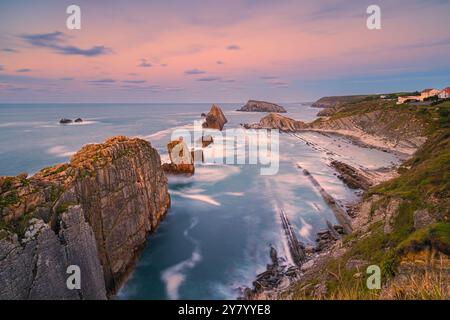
[290,99,450,300]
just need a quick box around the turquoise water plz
[0,103,399,299]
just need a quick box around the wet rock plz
[162,163,195,176]
[163,138,195,176]
[201,135,214,148]
[202,104,227,131]
[330,160,372,190]
[59,118,72,124]
[74,118,83,123]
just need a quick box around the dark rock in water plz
[330,160,372,190]
[59,118,72,124]
[162,163,195,176]
[200,135,214,148]
[74,118,83,123]
[238,100,287,113]
[202,104,227,131]
[270,246,278,265]
[201,113,207,117]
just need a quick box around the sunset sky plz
[1,0,449,103]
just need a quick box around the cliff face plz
[309,108,428,155]
[202,104,228,131]
[238,100,287,113]
[0,136,170,299]
[244,113,307,132]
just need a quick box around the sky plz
[0,0,449,103]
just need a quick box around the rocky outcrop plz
[202,104,227,131]
[330,160,372,190]
[309,109,428,155]
[162,138,195,176]
[238,100,286,113]
[243,113,307,132]
[60,118,72,124]
[0,136,171,299]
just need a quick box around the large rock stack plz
[202,104,228,131]
[0,136,171,299]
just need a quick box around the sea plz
[0,103,400,299]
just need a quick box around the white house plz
[420,88,441,99]
[397,88,441,104]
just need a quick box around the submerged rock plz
[202,104,228,131]
[0,136,171,299]
[238,100,287,113]
[74,118,83,123]
[59,118,72,124]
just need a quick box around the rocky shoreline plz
[0,136,171,299]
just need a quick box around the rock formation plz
[202,104,227,131]
[330,160,372,190]
[60,118,73,124]
[0,136,170,299]
[243,113,307,132]
[162,138,195,175]
[238,100,286,113]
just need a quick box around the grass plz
[381,264,449,300]
[291,98,450,300]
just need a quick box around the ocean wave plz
[161,217,201,300]
[47,145,76,158]
[139,124,195,142]
[170,190,221,206]
[192,165,240,183]
[0,121,46,128]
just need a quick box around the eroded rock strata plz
[243,113,307,132]
[0,136,171,299]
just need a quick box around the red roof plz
[443,87,450,94]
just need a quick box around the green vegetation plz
[292,98,449,300]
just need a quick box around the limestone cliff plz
[238,100,287,113]
[0,136,170,299]
[309,108,428,155]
